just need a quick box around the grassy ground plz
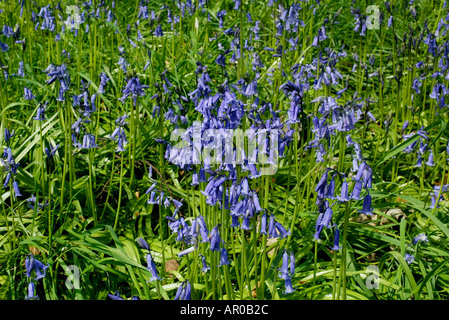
[0,0,449,300]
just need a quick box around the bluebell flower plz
[81,133,97,149]
[215,51,228,68]
[332,227,342,251]
[197,215,210,243]
[320,200,334,228]
[217,10,227,28]
[312,25,327,47]
[119,76,149,106]
[313,212,325,240]
[24,87,36,100]
[25,282,39,300]
[117,56,129,73]
[154,25,164,37]
[252,192,262,212]
[219,247,230,266]
[426,152,435,167]
[137,5,149,19]
[267,214,291,239]
[250,20,261,40]
[98,72,110,94]
[0,42,9,52]
[25,254,49,280]
[4,128,14,143]
[136,237,151,251]
[315,170,329,195]
[209,224,222,251]
[43,141,59,159]
[3,172,11,188]
[108,292,124,300]
[33,103,47,121]
[415,155,423,168]
[401,121,409,137]
[230,214,240,228]
[430,187,446,209]
[27,195,49,212]
[146,253,162,281]
[241,214,251,230]
[174,281,191,300]
[387,15,393,28]
[278,250,294,280]
[110,115,128,153]
[404,253,415,264]
[16,61,25,77]
[358,193,373,215]
[3,147,14,165]
[43,63,69,85]
[325,174,336,200]
[412,78,421,94]
[0,147,21,197]
[128,38,137,48]
[275,221,291,238]
[191,172,199,186]
[13,180,21,197]
[289,251,295,276]
[178,246,196,257]
[200,254,210,273]
[260,212,268,235]
[283,276,295,294]
[351,180,363,200]
[412,233,428,245]
[337,178,351,202]
[1,25,13,37]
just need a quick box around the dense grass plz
[1,0,449,300]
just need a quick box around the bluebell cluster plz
[1,0,449,301]
[24,254,49,300]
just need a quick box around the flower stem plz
[338,201,351,300]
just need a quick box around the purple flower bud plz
[260,213,267,235]
[174,281,191,300]
[426,152,435,167]
[24,254,48,280]
[351,180,363,200]
[136,237,150,251]
[13,180,21,198]
[219,247,230,266]
[278,250,290,279]
[25,282,38,300]
[146,253,162,281]
[358,194,373,215]
[283,276,295,294]
[337,179,351,202]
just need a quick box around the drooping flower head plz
[146,253,162,282]
[119,76,149,106]
[24,254,49,280]
[25,282,39,300]
[174,280,191,300]
[43,63,70,101]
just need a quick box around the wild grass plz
[0,0,449,300]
